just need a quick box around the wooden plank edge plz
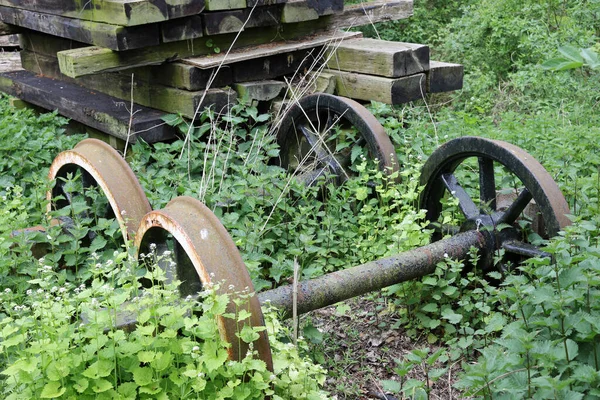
[0,70,179,143]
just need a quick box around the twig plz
[123,73,135,157]
[292,258,300,346]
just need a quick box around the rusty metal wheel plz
[47,138,151,244]
[419,136,571,270]
[277,93,399,185]
[134,196,273,370]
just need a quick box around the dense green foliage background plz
[1,0,600,398]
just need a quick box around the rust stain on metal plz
[134,196,274,371]
[47,138,151,244]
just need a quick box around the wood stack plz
[0,0,462,143]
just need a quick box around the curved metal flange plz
[47,138,151,243]
[277,93,399,184]
[419,136,571,269]
[134,196,273,370]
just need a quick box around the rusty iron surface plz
[47,138,151,243]
[419,136,570,269]
[134,196,274,371]
[276,93,399,184]
[258,230,487,319]
[420,136,571,237]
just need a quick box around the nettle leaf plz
[351,145,363,164]
[40,381,66,399]
[238,325,260,344]
[202,340,229,372]
[236,309,252,322]
[441,308,463,324]
[484,313,506,333]
[381,379,401,393]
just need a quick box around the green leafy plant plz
[542,45,600,71]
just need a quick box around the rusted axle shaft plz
[258,230,487,319]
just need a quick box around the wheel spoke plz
[502,240,550,259]
[497,188,533,226]
[479,157,496,212]
[441,173,479,219]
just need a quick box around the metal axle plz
[258,230,488,318]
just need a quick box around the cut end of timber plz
[58,47,117,78]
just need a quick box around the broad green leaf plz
[73,378,89,393]
[118,382,138,399]
[46,361,70,381]
[82,359,113,379]
[137,351,156,363]
[162,114,182,126]
[355,186,368,201]
[580,47,600,69]
[92,378,113,393]
[558,45,584,63]
[421,303,438,313]
[541,58,584,71]
[133,366,154,386]
[40,381,66,398]
[152,351,174,372]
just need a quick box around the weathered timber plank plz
[281,0,343,23]
[234,80,285,102]
[0,0,169,26]
[307,71,335,94]
[0,0,204,26]
[426,61,463,93]
[247,0,286,5]
[326,38,429,78]
[0,34,19,47]
[183,30,359,69]
[201,5,283,35]
[164,0,205,19]
[0,6,160,50]
[21,50,235,119]
[205,0,246,11]
[57,18,337,77]
[325,68,426,104]
[160,15,203,42]
[230,47,322,82]
[128,63,233,91]
[19,30,86,56]
[327,0,413,30]
[0,51,21,72]
[0,70,178,142]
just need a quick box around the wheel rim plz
[134,196,273,370]
[419,136,571,269]
[47,138,151,245]
[277,93,398,185]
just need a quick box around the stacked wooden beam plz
[0,0,462,143]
